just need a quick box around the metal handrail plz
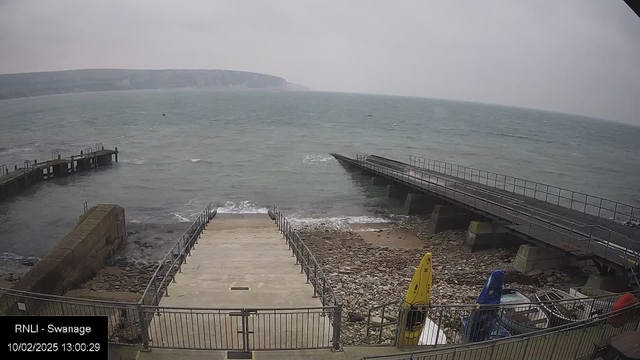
[272,204,342,351]
[272,204,340,308]
[141,304,338,311]
[366,289,640,342]
[369,289,640,315]
[364,301,640,359]
[140,204,215,306]
[372,154,640,260]
[384,154,640,280]
[348,155,640,269]
[409,155,640,224]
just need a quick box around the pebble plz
[298,215,593,346]
[77,259,171,295]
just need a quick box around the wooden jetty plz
[0,145,118,201]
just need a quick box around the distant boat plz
[367,114,374,117]
[498,289,549,334]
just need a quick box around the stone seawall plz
[9,204,126,296]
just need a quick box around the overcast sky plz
[1,0,639,124]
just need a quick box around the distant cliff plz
[0,69,309,100]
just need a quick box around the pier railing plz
[272,205,340,308]
[366,290,640,347]
[348,155,640,272]
[409,155,640,225]
[363,302,640,360]
[140,204,216,307]
[272,204,342,350]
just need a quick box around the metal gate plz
[142,305,341,351]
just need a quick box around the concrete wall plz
[428,205,478,233]
[512,244,572,273]
[11,204,126,295]
[463,221,509,252]
[386,184,410,200]
[404,193,440,215]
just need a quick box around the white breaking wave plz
[0,252,40,261]
[0,146,35,155]
[121,159,146,165]
[189,158,215,164]
[172,213,191,222]
[302,154,336,165]
[289,215,391,230]
[217,201,269,214]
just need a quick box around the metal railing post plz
[306,250,310,282]
[434,308,443,348]
[138,305,150,351]
[312,263,318,297]
[332,304,342,351]
[604,231,612,260]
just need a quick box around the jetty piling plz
[0,145,119,201]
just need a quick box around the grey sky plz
[1,0,639,124]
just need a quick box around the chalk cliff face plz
[0,69,308,100]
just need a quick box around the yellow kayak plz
[402,252,432,346]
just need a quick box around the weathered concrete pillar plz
[427,205,476,233]
[386,184,409,200]
[512,245,572,273]
[584,274,627,292]
[463,221,509,252]
[371,176,391,186]
[404,193,439,215]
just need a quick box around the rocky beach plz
[298,215,593,345]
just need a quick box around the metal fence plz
[409,155,640,226]
[141,305,339,351]
[0,287,144,346]
[271,204,342,350]
[140,204,215,306]
[367,290,640,348]
[346,154,640,272]
[0,204,218,348]
[272,204,340,308]
[0,203,345,352]
[363,302,640,360]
